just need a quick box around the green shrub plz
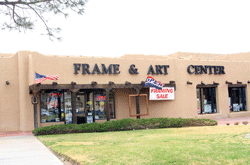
[33,117,218,136]
[243,121,248,125]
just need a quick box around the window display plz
[40,89,116,124]
[197,87,217,114]
[93,90,115,120]
[64,92,72,124]
[40,90,64,123]
[228,87,246,112]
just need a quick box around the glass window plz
[93,90,115,120]
[228,87,247,112]
[197,87,217,114]
[64,91,72,124]
[40,90,64,123]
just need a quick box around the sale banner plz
[149,87,175,100]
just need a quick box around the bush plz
[33,117,218,136]
[234,122,239,125]
[243,121,249,125]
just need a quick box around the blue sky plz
[1,0,250,57]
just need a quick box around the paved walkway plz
[0,135,63,165]
[214,117,250,126]
[0,131,33,138]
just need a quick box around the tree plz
[0,0,87,40]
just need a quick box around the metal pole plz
[33,82,38,129]
[105,88,111,121]
[136,88,140,119]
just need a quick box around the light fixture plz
[71,81,76,85]
[6,81,9,85]
[187,81,192,85]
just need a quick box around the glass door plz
[76,93,85,124]
[85,90,94,123]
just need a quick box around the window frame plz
[40,89,64,123]
[197,85,217,114]
[228,85,247,112]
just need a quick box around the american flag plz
[35,73,59,84]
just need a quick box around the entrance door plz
[76,93,85,124]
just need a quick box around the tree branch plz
[0,0,52,5]
[0,0,87,40]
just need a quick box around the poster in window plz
[204,104,212,113]
[87,116,93,123]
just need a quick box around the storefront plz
[1,51,250,132]
[40,89,116,124]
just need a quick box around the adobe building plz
[1,51,250,132]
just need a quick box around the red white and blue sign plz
[144,76,164,90]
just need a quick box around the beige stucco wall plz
[1,51,250,132]
[0,52,34,132]
[0,54,20,131]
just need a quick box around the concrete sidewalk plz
[0,135,63,165]
[214,117,250,126]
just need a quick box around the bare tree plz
[0,0,87,40]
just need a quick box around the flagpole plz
[33,72,38,129]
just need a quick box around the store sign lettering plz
[96,95,106,101]
[187,65,225,74]
[73,63,226,75]
[74,63,170,75]
[74,63,120,74]
[49,92,61,97]
[147,65,169,75]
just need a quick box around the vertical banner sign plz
[149,87,175,100]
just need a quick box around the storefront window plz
[64,92,72,124]
[228,87,247,112]
[93,90,115,120]
[40,90,64,123]
[197,87,217,114]
[40,89,116,124]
